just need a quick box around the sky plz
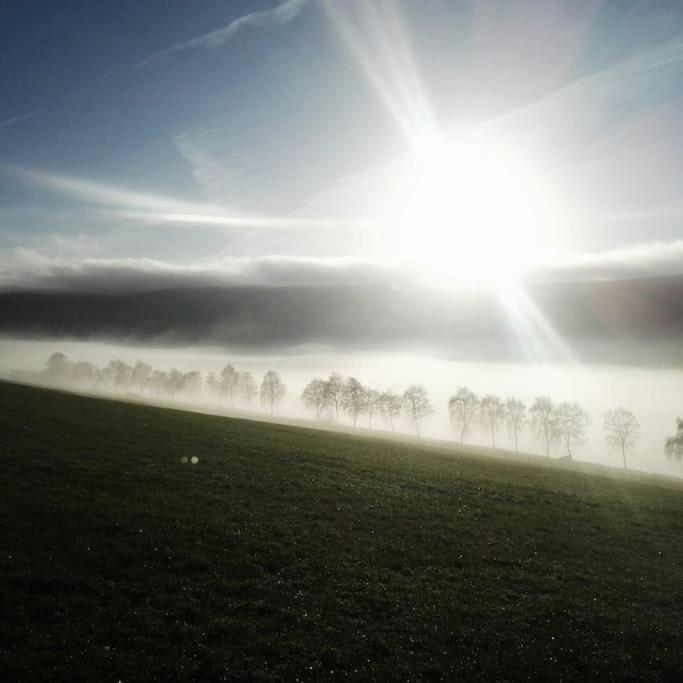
[2,0,683,292]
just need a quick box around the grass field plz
[1,380,681,681]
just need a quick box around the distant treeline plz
[37,352,285,415]
[29,353,683,472]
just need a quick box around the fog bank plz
[1,336,681,479]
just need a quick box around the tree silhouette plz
[302,378,329,420]
[46,352,70,380]
[342,377,367,427]
[480,394,505,448]
[365,389,381,429]
[260,370,285,416]
[150,370,168,398]
[220,364,239,407]
[133,361,152,395]
[326,373,344,423]
[183,371,203,396]
[168,369,184,399]
[72,361,97,389]
[205,371,219,396]
[95,365,113,390]
[505,397,526,453]
[557,401,590,460]
[238,371,258,410]
[448,387,479,444]
[379,390,403,432]
[404,384,433,438]
[107,360,132,393]
[665,417,683,469]
[604,408,640,471]
[531,396,561,459]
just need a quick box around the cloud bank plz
[1,240,682,294]
[0,249,404,293]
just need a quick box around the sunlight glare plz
[381,133,557,287]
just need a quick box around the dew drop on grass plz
[191,456,199,464]
[180,456,188,464]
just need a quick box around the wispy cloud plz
[0,110,39,131]
[136,0,311,68]
[475,33,683,138]
[3,165,367,232]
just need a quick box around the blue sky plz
[2,0,683,290]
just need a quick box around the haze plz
[2,1,683,479]
[2,336,680,478]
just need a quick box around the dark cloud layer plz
[1,240,683,294]
[1,276,682,366]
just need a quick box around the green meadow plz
[1,381,681,681]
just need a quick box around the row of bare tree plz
[204,365,285,415]
[39,353,682,470]
[301,373,433,435]
[447,388,643,468]
[42,353,286,415]
[301,376,650,470]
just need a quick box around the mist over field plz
[5,2,683,678]
[2,335,680,478]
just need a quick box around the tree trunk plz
[622,445,627,471]
[514,429,518,453]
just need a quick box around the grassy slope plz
[0,381,681,681]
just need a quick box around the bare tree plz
[448,387,479,444]
[604,408,640,471]
[480,394,505,448]
[168,368,185,399]
[150,370,168,398]
[237,371,258,410]
[403,384,433,438]
[557,401,590,460]
[183,371,203,396]
[302,378,330,420]
[379,390,403,432]
[530,396,561,459]
[96,365,113,391]
[108,360,133,393]
[342,377,367,427]
[325,372,344,423]
[72,361,97,389]
[365,389,381,429]
[665,418,683,469]
[133,361,152,395]
[220,364,239,407]
[260,370,285,416]
[205,371,219,396]
[46,352,70,381]
[505,397,526,453]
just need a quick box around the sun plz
[379,133,557,287]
